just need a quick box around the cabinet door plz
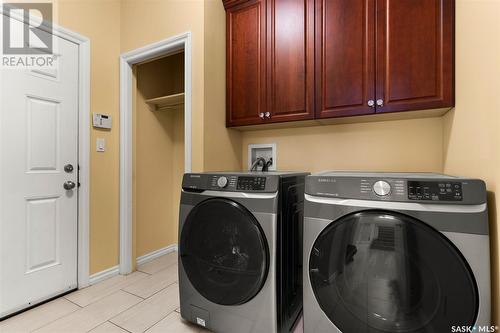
[267,0,315,123]
[315,0,375,118]
[375,0,454,113]
[226,0,267,126]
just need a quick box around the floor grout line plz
[63,296,84,308]
[64,272,151,309]
[140,308,178,333]
[110,321,134,333]
[119,288,146,300]
[26,305,81,333]
[32,290,141,333]
[135,269,152,275]
[138,280,178,300]
[108,291,151,324]
[137,261,178,275]
[136,258,178,275]
[110,282,180,333]
[107,320,133,333]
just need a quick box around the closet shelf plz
[145,92,184,111]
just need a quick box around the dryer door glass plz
[180,198,269,305]
[309,210,478,333]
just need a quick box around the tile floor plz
[0,252,208,333]
[0,252,304,333]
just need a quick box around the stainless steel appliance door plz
[309,210,478,333]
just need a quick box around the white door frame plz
[119,32,192,274]
[0,8,91,288]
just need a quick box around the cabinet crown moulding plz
[222,0,250,10]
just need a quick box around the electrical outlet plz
[248,143,277,171]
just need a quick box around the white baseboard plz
[87,244,178,286]
[136,244,178,266]
[88,265,119,285]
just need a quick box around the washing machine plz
[303,172,490,333]
[179,171,307,333]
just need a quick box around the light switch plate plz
[248,143,277,171]
[96,138,105,152]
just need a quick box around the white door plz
[0,29,79,318]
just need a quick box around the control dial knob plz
[373,180,391,196]
[217,176,228,188]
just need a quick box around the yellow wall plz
[57,0,121,275]
[171,109,185,244]
[241,117,444,173]
[442,0,500,323]
[121,0,205,173]
[134,55,184,257]
[203,0,242,171]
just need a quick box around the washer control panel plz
[209,175,237,190]
[306,174,485,204]
[309,177,465,202]
[200,175,271,192]
[408,181,462,201]
[237,176,267,191]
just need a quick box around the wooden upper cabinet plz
[375,0,454,113]
[267,0,315,123]
[315,0,375,118]
[225,0,266,126]
[223,0,455,126]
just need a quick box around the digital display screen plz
[408,181,462,201]
[237,176,266,191]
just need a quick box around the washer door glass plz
[180,198,269,306]
[309,210,478,333]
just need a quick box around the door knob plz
[376,99,384,106]
[367,100,375,107]
[259,112,264,119]
[64,164,74,173]
[264,112,271,119]
[63,181,76,190]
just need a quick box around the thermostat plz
[93,113,112,129]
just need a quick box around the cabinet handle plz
[367,100,375,107]
[259,112,264,119]
[376,99,384,106]
[265,112,271,119]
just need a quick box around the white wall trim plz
[0,7,91,289]
[136,244,178,266]
[76,32,91,290]
[89,265,119,285]
[119,32,193,274]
